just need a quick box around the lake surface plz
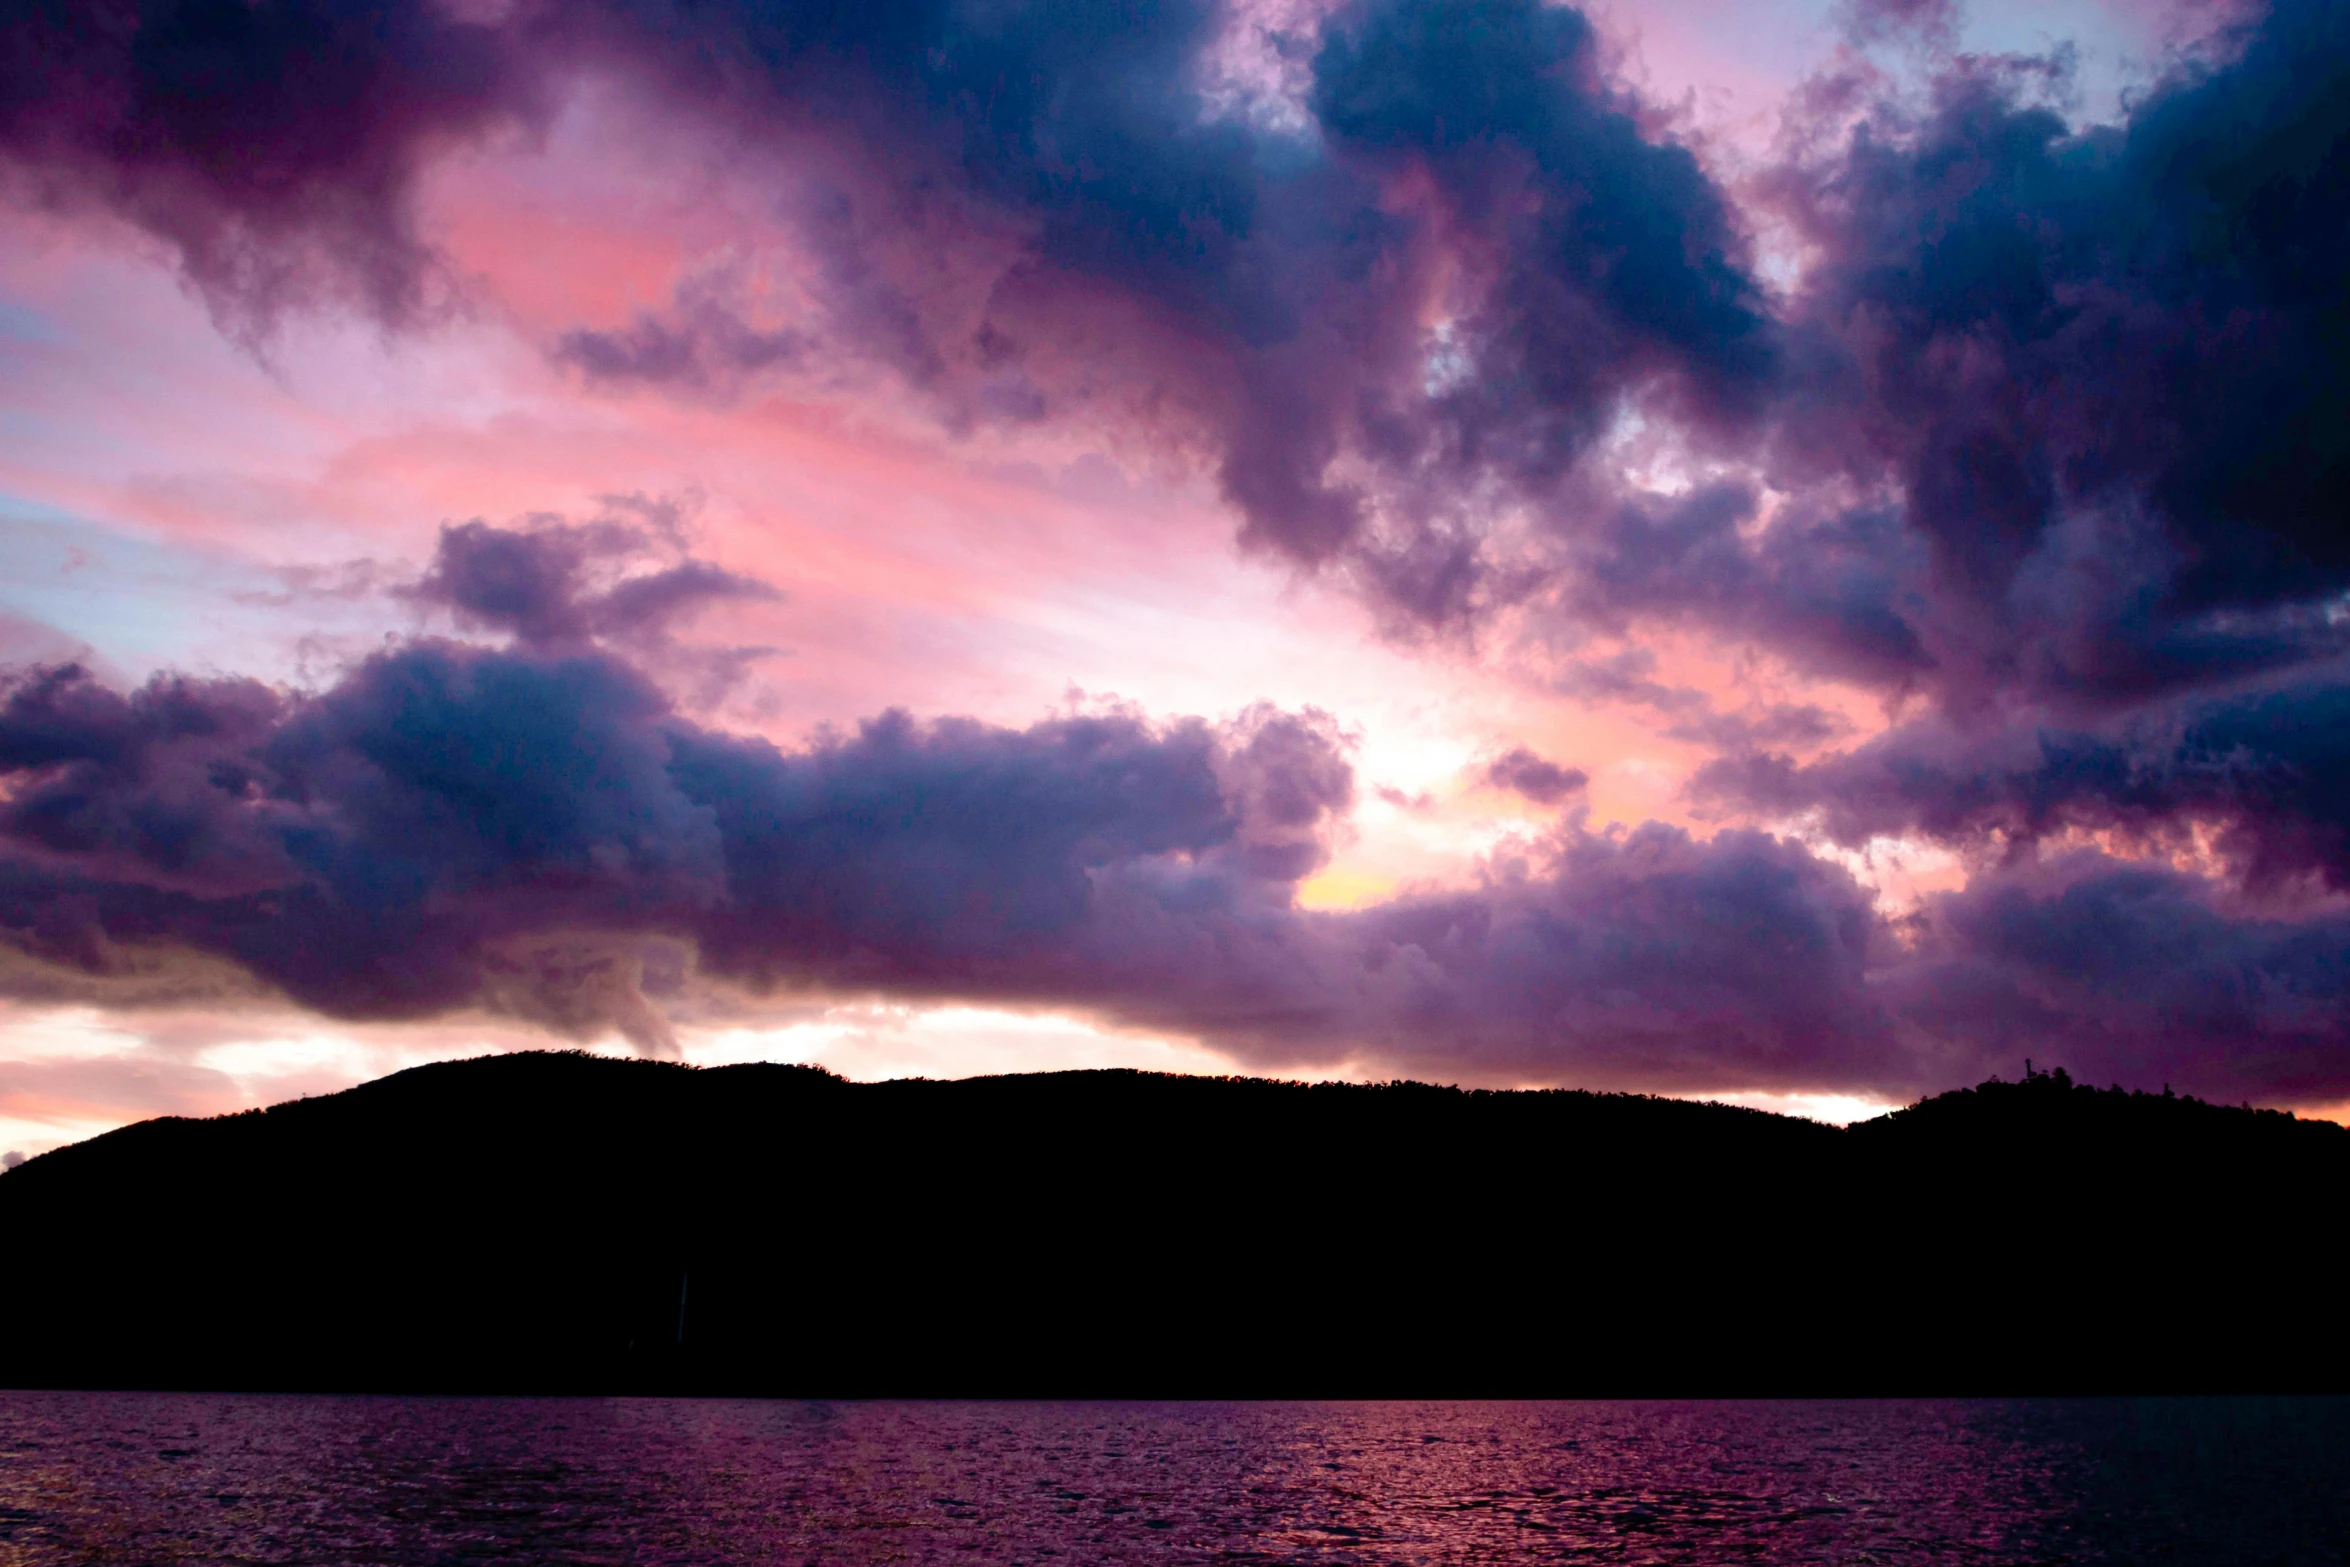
[2,1395,2345,1564]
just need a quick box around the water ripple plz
[1,1396,2345,1565]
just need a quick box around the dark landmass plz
[3,1054,2343,1395]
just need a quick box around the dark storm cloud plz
[1311,0,1775,442]
[1570,484,1935,690]
[1695,672,2350,892]
[1593,0,2350,1071]
[1884,853,2350,1102]
[0,648,724,1048]
[0,646,1337,1052]
[11,638,2350,1097]
[1299,822,1891,1087]
[0,645,1880,1091]
[1767,0,2350,703]
[561,0,1778,606]
[0,0,534,335]
[0,661,293,895]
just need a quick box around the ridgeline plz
[3,1054,2342,1395]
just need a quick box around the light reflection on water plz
[2,1395,2344,1564]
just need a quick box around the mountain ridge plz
[5,1053,2342,1395]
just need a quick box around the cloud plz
[1836,0,1959,51]
[3,0,1778,630]
[0,638,1875,1090]
[0,0,536,337]
[11,631,2350,1099]
[406,513,775,652]
[1762,0,2350,706]
[1311,0,1775,433]
[390,507,782,711]
[10,0,2350,1107]
[9,0,2345,688]
[1694,669,2350,891]
[1883,851,2350,1102]
[552,266,811,393]
[1482,747,1588,805]
[1565,484,1936,692]
[1287,821,1891,1088]
[0,643,1338,1055]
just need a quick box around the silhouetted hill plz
[2,1055,2342,1394]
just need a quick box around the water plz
[2,1395,2345,1564]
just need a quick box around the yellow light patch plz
[1294,868,1398,911]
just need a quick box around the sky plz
[3,0,2346,1157]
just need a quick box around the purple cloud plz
[3,0,1777,628]
[407,516,775,651]
[7,0,2350,1108]
[0,0,535,337]
[1882,852,2350,1103]
[1695,671,2350,892]
[0,636,1873,1089]
[10,631,2350,1099]
[1482,747,1588,805]
[0,643,1339,1053]
[8,0,2343,684]
[1763,0,2350,706]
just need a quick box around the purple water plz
[3,1395,2344,1564]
